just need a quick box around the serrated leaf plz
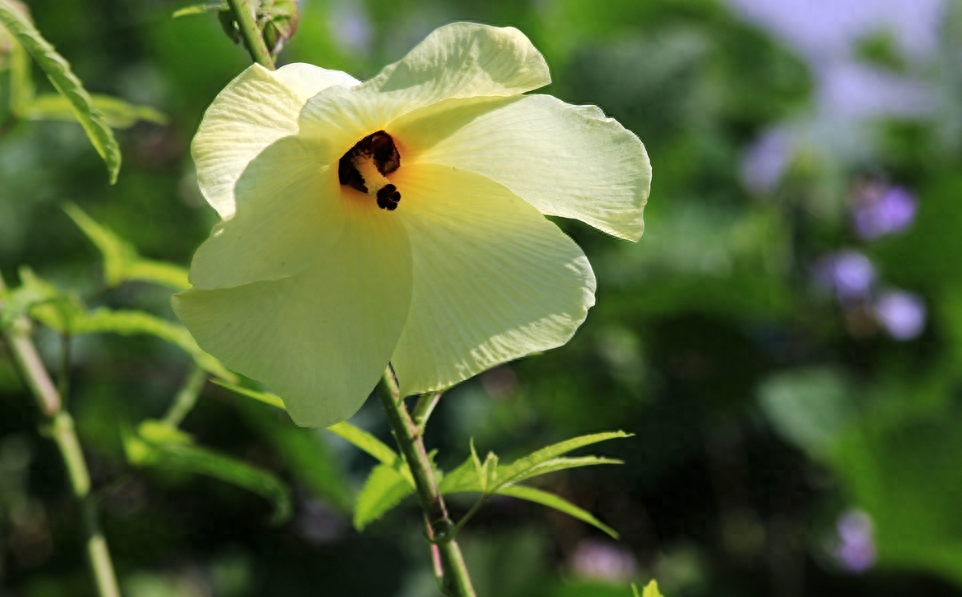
[506,456,623,485]
[497,431,632,486]
[437,455,481,494]
[172,2,227,18]
[64,203,189,290]
[353,462,415,530]
[124,420,291,524]
[0,0,120,183]
[495,485,619,539]
[24,93,167,128]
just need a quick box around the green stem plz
[0,276,122,597]
[377,369,476,597]
[58,332,71,403]
[225,0,275,69]
[448,495,488,540]
[162,365,208,427]
[412,391,442,431]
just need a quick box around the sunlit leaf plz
[506,455,623,484]
[124,420,291,524]
[24,93,168,128]
[496,431,631,486]
[64,203,189,290]
[634,580,663,597]
[0,0,121,183]
[495,485,619,539]
[353,462,415,530]
[172,2,227,18]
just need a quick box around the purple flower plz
[570,540,638,583]
[852,184,918,240]
[874,290,926,339]
[834,510,876,573]
[814,251,876,302]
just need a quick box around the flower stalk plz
[225,0,274,69]
[0,275,122,597]
[377,369,476,597]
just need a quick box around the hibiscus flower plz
[173,22,651,427]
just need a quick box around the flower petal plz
[360,22,549,119]
[389,163,596,397]
[193,63,359,219]
[393,94,651,240]
[173,204,413,428]
[188,136,346,290]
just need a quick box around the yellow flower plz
[173,23,651,427]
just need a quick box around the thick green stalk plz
[0,277,121,597]
[377,370,476,597]
[225,0,275,69]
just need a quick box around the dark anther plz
[338,130,401,194]
[376,184,401,211]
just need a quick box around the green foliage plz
[8,267,232,381]
[23,93,168,128]
[0,0,121,183]
[172,3,227,18]
[633,580,664,597]
[65,203,189,290]
[825,396,962,586]
[757,368,856,458]
[496,485,619,539]
[353,462,412,530]
[124,419,291,524]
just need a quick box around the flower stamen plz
[338,131,402,211]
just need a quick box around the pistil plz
[338,130,402,211]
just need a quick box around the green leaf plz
[469,439,499,494]
[24,93,168,128]
[0,0,121,183]
[8,33,33,113]
[497,431,632,486]
[124,420,291,524]
[505,456,623,485]
[757,368,855,457]
[495,485,619,539]
[327,422,403,469]
[22,287,233,382]
[233,397,354,512]
[211,380,406,471]
[633,580,663,597]
[437,455,481,494]
[212,379,286,409]
[353,462,415,530]
[0,273,61,330]
[64,203,189,290]
[172,2,227,18]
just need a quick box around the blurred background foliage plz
[2,0,962,595]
